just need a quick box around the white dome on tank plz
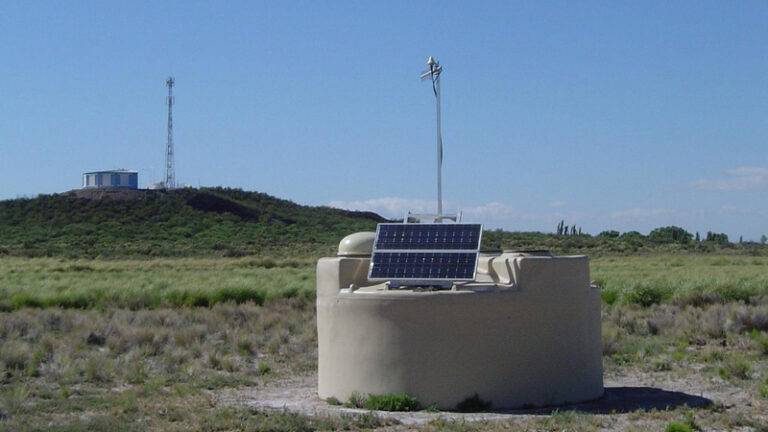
[337,232,375,257]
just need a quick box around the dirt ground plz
[219,365,766,430]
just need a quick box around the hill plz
[0,187,387,258]
[1,188,765,258]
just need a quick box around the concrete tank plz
[316,233,603,410]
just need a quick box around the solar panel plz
[368,223,483,283]
[374,223,482,250]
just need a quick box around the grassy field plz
[592,255,768,306]
[1,255,767,430]
[0,257,317,311]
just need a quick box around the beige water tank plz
[316,236,603,410]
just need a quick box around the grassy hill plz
[0,187,387,258]
[0,187,765,258]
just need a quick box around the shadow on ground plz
[492,387,713,415]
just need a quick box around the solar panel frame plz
[368,223,483,283]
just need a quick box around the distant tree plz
[695,232,700,242]
[620,231,645,240]
[577,227,582,236]
[762,235,767,245]
[556,220,564,236]
[739,235,743,244]
[649,226,693,244]
[598,230,620,238]
[705,232,729,244]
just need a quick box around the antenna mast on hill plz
[420,57,443,217]
[164,76,176,189]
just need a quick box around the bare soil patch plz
[223,365,766,430]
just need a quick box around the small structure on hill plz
[82,170,138,190]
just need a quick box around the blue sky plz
[1,1,766,240]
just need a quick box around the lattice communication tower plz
[164,76,176,189]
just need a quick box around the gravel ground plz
[219,368,759,429]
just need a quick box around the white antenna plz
[420,56,443,218]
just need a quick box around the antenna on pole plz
[420,56,443,218]
[164,76,176,189]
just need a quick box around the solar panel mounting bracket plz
[404,212,461,224]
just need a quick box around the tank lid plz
[338,232,375,257]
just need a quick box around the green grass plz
[592,255,768,307]
[364,393,421,411]
[343,392,421,412]
[0,257,315,310]
[4,255,766,312]
[2,255,768,430]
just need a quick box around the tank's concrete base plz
[316,253,603,410]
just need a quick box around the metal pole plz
[421,57,444,220]
[435,71,442,217]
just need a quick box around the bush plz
[364,393,420,411]
[625,284,667,307]
[665,422,692,432]
[719,355,751,380]
[210,286,265,305]
[665,411,699,432]
[601,288,620,305]
[758,336,768,356]
[345,392,367,408]
[344,392,420,411]
[9,293,43,309]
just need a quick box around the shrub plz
[665,422,692,432]
[210,286,265,306]
[364,393,420,412]
[257,363,271,375]
[47,292,95,309]
[345,391,367,408]
[715,284,755,304]
[9,293,43,309]
[719,355,751,380]
[758,336,768,356]
[625,284,667,307]
[732,307,768,333]
[601,288,620,305]
[665,411,699,432]
[653,358,672,372]
[0,342,32,370]
[759,379,768,399]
